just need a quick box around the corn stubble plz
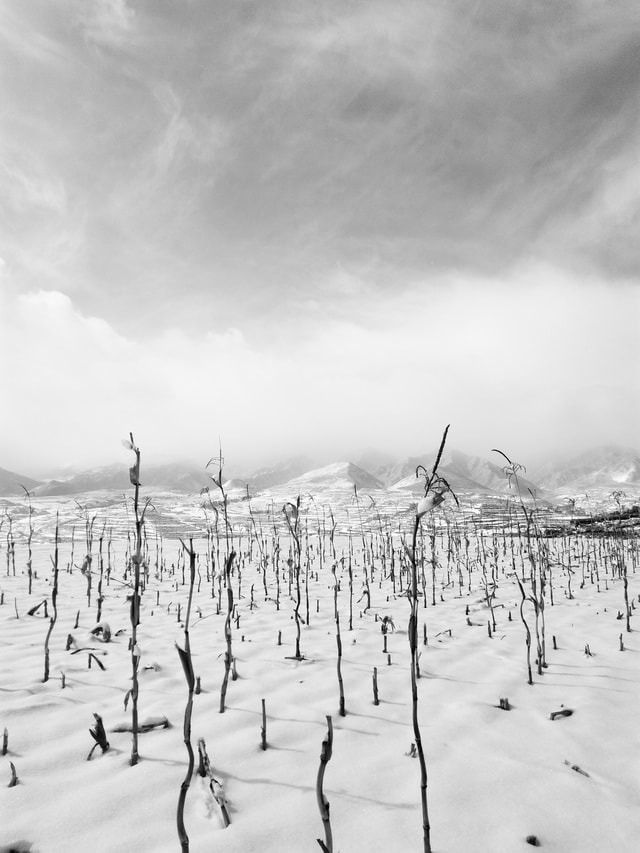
[3,426,637,851]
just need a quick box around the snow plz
[285,462,384,492]
[1,500,639,853]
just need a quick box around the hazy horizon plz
[5,436,640,483]
[1,2,638,476]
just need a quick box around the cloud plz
[1,268,638,474]
[3,0,640,331]
[1,2,638,475]
[0,4,73,67]
[73,0,136,49]
[150,83,230,176]
[1,156,67,215]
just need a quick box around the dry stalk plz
[220,550,236,713]
[316,715,334,853]
[43,514,60,682]
[176,538,197,852]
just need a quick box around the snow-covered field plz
[1,494,639,853]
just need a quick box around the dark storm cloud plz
[1,1,639,469]
[3,0,640,338]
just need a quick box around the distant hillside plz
[283,462,384,492]
[5,443,638,501]
[534,445,640,493]
[0,467,41,497]
[380,449,543,497]
[242,456,318,492]
[33,462,213,496]
[441,448,544,497]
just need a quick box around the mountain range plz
[528,445,640,493]
[1,445,639,501]
[0,467,41,497]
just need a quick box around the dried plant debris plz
[111,715,170,733]
[198,739,230,827]
[26,600,47,617]
[549,707,573,720]
[87,713,110,760]
[564,760,590,777]
[89,622,112,642]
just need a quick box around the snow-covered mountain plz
[239,455,318,492]
[0,467,41,497]
[30,462,213,497]
[2,444,639,499]
[375,448,543,497]
[533,445,640,493]
[280,461,384,493]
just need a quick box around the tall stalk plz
[219,550,236,713]
[612,491,631,632]
[21,487,34,595]
[125,432,147,766]
[407,425,457,853]
[335,610,345,717]
[43,514,59,682]
[176,539,197,852]
[283,498,304,660]
[493,449,547,680]
[407,513,431,853]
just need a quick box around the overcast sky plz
[1,0,639,476]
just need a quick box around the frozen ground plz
[1,495,639,853]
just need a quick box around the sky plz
[1,0,639,476]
